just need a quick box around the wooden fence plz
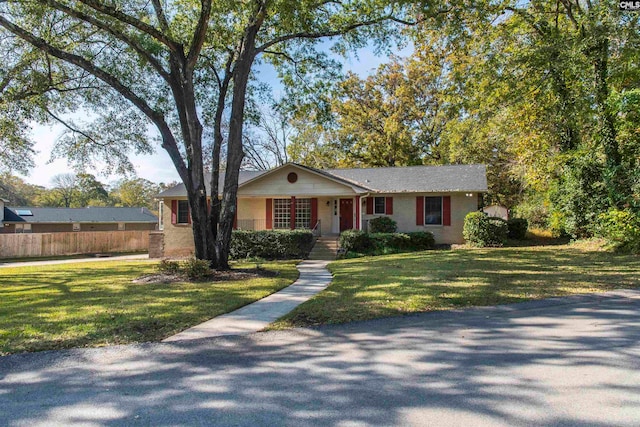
[0,230,150,258]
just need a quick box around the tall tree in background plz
[0,0,423,268]
[110,178,162,211]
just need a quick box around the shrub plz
[463,212,508,247]
[369,233,411,252]
[595,209,640,253]
[340,230,434,255]
[339,229,371,252]
[182,257,211,280]
[507,218,528,240]
[407,231,435,249]
[230,230,314,259]
[157,259,180,275]
[369,216,398,233]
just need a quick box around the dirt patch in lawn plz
[133,268,279,284]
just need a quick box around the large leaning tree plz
[0,0,428,269]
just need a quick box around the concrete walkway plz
[163,259,332,342]
[0,254,149,268]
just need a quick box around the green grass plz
[0,251,147,264]
[269,242,640,329]
[0,260,298,355]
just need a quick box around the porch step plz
[308,236,340,261]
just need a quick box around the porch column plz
[290,196,296,230]
[355,195,361,230]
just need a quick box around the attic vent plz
[16,209,33,216]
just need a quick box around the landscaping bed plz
[0,260,298,355]
[269,242,640,329]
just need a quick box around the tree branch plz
[256,16,392,53]
[75,0,181,52]
[187,0,212,68]
[40,0,171,82]
[0,15,189,181]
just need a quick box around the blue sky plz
[19,45,408,188]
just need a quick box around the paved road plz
[1,290,639,426]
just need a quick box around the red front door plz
[340,198,353,231]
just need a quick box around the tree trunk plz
[213,6,265,269]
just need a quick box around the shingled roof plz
[327,164,487,193]
[3,207,158,223]
[157,170,265,198]
[156,163,487,197]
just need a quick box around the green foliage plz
[507,218,528,240]
[156,259,181,275]
[596,209,640,254]
[230,230,314,260]
[463,212,508,247]
[368,216,397,233]
[339,230,371,253]
[339,230,434,256]
[182,257,212,280]
[512,195,549,230]
[110,178,163,211]
[550,153,609,238]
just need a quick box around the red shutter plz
[171,200,177,224]
[366,198,373,215]
[355,196,361,230]
[266,198,273,229]
[443,196,451,226]
[416,197,424,226]
[310,198,318,228]
[386,197,393,215]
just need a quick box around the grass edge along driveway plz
[269,243,640,329]
[0,260,299,355]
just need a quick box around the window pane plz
[274,198,291,229]
[295,198,311,229]
[374,197,385,214]
[178,200,190,223]
[425,197,442,225]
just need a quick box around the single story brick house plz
[1,206,158,233]
[156,163,487,257]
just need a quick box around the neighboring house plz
[1,206,158,233]
[483,205,509,220]
[157,163,487,257]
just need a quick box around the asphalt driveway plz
[1,290,639,426]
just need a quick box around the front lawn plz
[0,260,298,355]
[269,243,640,329]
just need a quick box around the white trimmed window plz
[424,197,442,225]
[73,223,81,231]
[374,197,386,214]
[177,200,190,224]
[274,198,291,229]
[295,198,311,229]
[118,222,126,231]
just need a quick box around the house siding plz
[162,198,195,257]
[239,165,357,197]
[362,193,478,244]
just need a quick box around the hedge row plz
[339,230,435,255]
[230,230,314,259]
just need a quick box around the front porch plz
[236,196,364,236]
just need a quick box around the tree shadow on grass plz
[1,290,639,426]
